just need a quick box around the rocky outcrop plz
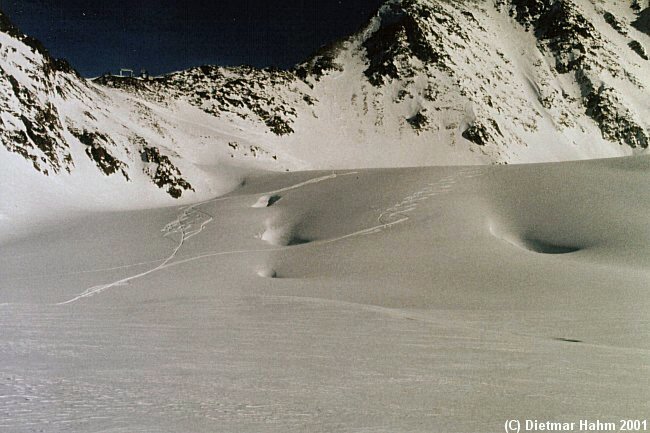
[68,127,129,178]
[584,83,649,149]
[97,65,309,136]
[362,0,449,86]
[139,144,193,199]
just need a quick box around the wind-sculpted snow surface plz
[2,157,650,432]
[56,172,358,304]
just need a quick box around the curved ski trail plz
[378,166,486,226]
[56,172,358,305]
[56,169,485,305]
[56,204,213,305]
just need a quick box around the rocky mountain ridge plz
[0,12,198,198]
[1,0,649,203]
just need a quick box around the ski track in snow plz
[55,172,358,306]
[378,166,486,225]
[265,171,359,195]
[55,169,485,305]
[315,166,487,244]
[30,164,638,353]
[56,204,214,306]
[3,259,167,282]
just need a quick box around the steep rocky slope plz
[1,0,650,215]
[0,13,79,176]
[0,12,212,201]
[94,0,650,167]
[285,0,650,163]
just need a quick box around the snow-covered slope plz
[2,155,650,432]
[3,3,650,430]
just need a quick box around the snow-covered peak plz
[325,0,650,156]
[1,1,650,232]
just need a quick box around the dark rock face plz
[294,42,345,81]
[93,75,152,92]
[603,11,628,36]
[158,65,303,136]
[505,0,552,29]
[0,12,84,175]
[584,84,649,149]
[0,13,48,59]
[502,0,648,150]
[0,12,78,76]
[0,66,70,175]
[508,0,604,73]
[632,7,650,35]
[629,40,649,60]
[97,65,307,137]
[462,119,503,147]
[140,145,194,198]
[68,128,130,178]
[362,0,449,86]
[407,111,429,133]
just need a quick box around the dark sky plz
[1,0,386,77]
